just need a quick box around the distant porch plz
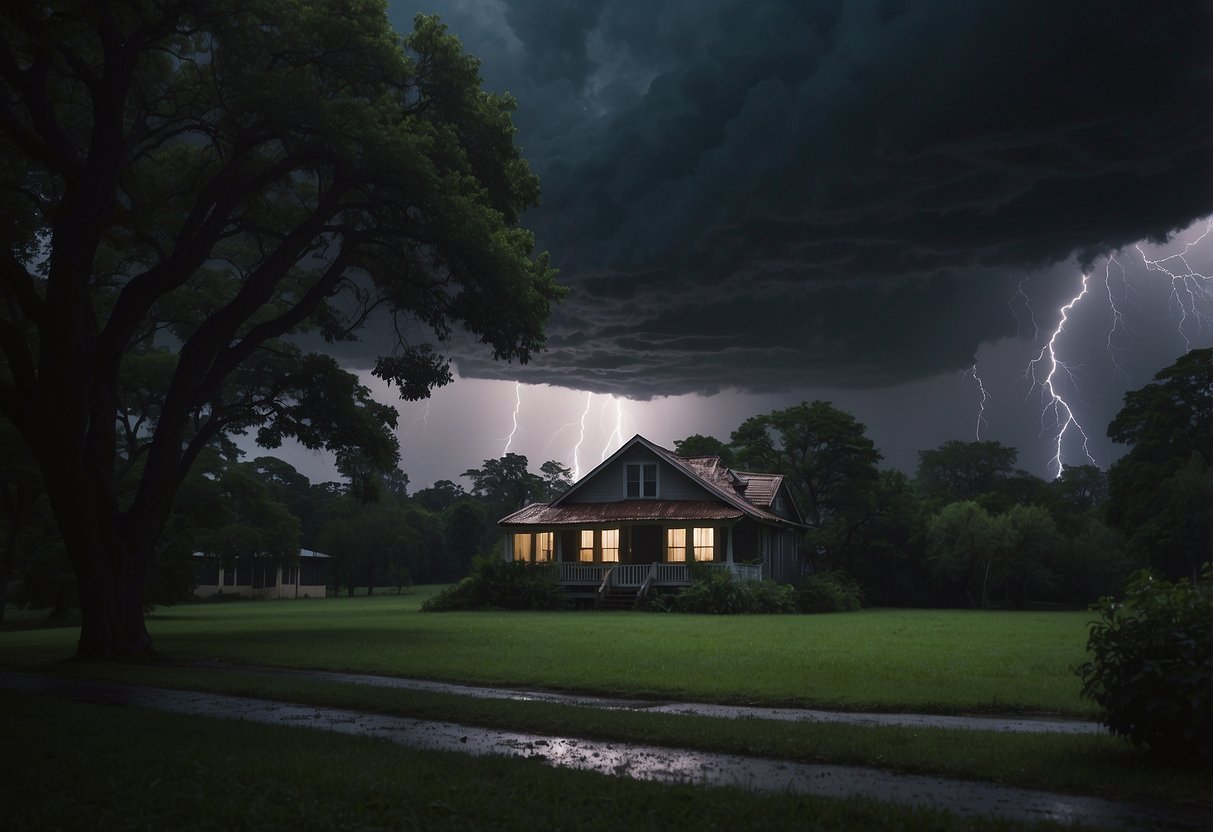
[534,560,762,608]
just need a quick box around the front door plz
[629,525,662,564]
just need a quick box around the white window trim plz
[624,461,660,499]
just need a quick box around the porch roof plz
[500,500,745,527]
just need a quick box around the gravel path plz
[2,669,1204,831]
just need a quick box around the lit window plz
[513,534,530,562]
[579,530,594,562]
[626,463,658,498]
[601,529,619,562]
[693,527,714,561]
[536,532,554,562]
[666,528,686,562]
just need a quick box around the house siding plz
[564,448,715,504]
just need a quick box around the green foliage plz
[795,571,863,613]
[657,569,797,614]
[422,557,568,611]
[1107,348,1213,580]
[0,1,560,656]
[1076,566,1213,762]
[916,440,1020,507]
[673,434,735,466]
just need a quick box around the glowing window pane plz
[535,532,554,562]
[513,533,530,562]
[579,529,594,562]
[601,528,619,562]
[693,527,714,561]
[666,528,686,562]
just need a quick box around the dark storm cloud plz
[392,0,1213,398]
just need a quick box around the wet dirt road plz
[1,670,1204,831]
[216,662,1105,735]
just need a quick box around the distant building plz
[193,548,330,599]
[499,434,806,607]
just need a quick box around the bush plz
[663,568,797,615]
[795,571,863,613]
[421,557,568,611]
[1075,564,1212,763]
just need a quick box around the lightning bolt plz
[1009,276,1039,341]
[599,395,626,460]
[503,381,522,453]
[1102,256,1131,381]
[572,391,593,480]
[1136,218,1213,351]
[966,364,990,440]
[1026,273,1098,479]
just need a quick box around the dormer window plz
[626,462,658,498]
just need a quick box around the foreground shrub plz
[1076,565,1212,763]
[795,571,863,613]
[422,558,568,611]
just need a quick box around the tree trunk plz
[74,537,154,659]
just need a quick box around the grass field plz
[2,589,1098,715]
[5,591,1207,830]
[0,692,1096,832]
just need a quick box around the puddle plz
[209,663,1105,735]
[1,670,1202,831]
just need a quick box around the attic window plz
[626,463,658,498]
[775,495,785,513]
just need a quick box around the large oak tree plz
[0,1,561,657]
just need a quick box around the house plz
[499,434,806,606]
[193,548,331,599]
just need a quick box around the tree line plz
[6,346,1208,618]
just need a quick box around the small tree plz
[1077,565,1213,762]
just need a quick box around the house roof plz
[500,500,745,526]
[502,434,804,529]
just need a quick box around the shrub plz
[666,568,798,615]
[796,571,862,613]
[673,567,748,614]
[421,557,568,611]
[1075,564,1212,763]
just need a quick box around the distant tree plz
[442,499,488,578]
[0,419,47,623]
[925,501,1008,608]
[674,434,735,466]
[413,480,468,514]
[915,440,1019,506]
[462,453,544,515]
[1051,464,1109,515]
[538,460,573,500]
[1107,348,1213,579]
[0,5,560,658]
[731,401,882,568]
[731,401,881,529]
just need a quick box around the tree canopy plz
[0,1,560,657]
[1107,348,1213,579]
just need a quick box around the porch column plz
[503,533,510,561]
[555,532,563,562]
[726,526,734,565]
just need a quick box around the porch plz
[537,561,763,608]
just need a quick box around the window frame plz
[693,527,715,562]
[625,462,659,499]
[666,527,687,562]
[601,528,620,562]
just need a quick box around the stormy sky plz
[278,0,1213,489]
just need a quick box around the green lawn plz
[1,589,1098,716]
[0,691,1098,832]
[3,593,1208,828]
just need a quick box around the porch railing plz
[544,560,762,587]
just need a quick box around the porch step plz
[597,588,639,610]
